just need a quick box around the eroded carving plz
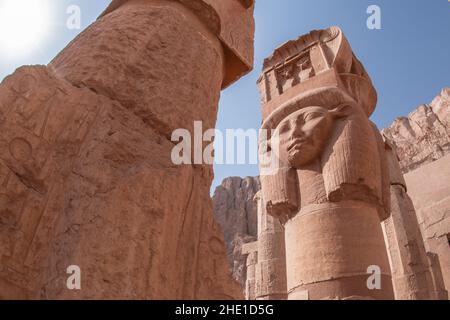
[9,138,33,162]
[14,74,37,95]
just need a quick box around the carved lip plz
[288,138,308,150]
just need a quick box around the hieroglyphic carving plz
[275,51,315,95]
[0,67,102,294]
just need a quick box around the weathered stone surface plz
[53,0,224,138]
[427,252,449,300]
[381,138,436,300]
[381,89,450,298]
[254,191,287,300]
[258,27,393,300]
[382,88,450,173]
[241,241,258,300]
[99,0,255,89]
[212,176,260,288]
[0,0,255,299]
[405,153,450,296]
[213,182,287,300]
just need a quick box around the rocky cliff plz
[382,88,450,173]
[212,177,260,288]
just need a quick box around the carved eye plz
[278,122,291,134]
[304,112,323,122]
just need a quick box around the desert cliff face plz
[212,177,260,288]
[382,88,450,173]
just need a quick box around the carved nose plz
[292,125,304,137]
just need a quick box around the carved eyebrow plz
[278,121,291,133]
[303,111,325,121]
[293,116,303,124]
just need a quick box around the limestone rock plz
[431,88,450,128]
[382,88,450,173]
[212,176,260,288]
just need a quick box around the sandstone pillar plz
[241,241,258,300]
[0,0,255,299]
[257,27,394,300]
[381,138,436,299]
[254,191,287,300]
[427,253,449,300]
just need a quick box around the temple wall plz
[405,153,450,293]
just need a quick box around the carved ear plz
[329,104,353,118]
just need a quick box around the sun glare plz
[0,0,50,58]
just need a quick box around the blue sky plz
[1,0,449,192]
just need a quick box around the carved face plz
[271,106,339,168]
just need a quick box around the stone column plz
[427,253,449,300]
[257,27,394,300]
[241,241,258,300]
[381,138,436,299]
[0,0,255,299]
[254,191,287,300]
